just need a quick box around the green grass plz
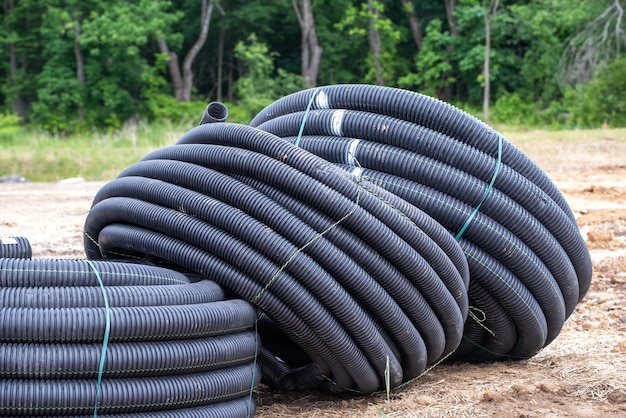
[2,122,625,182]
[0,120,195,182]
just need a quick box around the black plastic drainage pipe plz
[0,257,259,417]
[0,236,31,259]
[249,84,591,363]
[249,84,576,223]
[254,109,588,306]
[199,101,229,125]
[84,121,470,394]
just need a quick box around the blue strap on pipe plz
[455,134,503,241]
[295,89,321,148]
[86,260,111,417]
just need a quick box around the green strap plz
[455,134,503,241]
[86,260,111,418]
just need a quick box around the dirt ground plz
[1,131,625,417]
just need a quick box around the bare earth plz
[1,131,625,417]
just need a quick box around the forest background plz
[1,0,625,180]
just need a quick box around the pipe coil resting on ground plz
[0,257,259,417]
[83,119,470,395]
[249,84,592,362]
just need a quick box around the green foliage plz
[1,0,625,134]
[335,0,405,85]
[566,57,626,128]
[233,34,307,122]
[144,93,207,125]
[313,0,364,84]
[0,112,23,141]
[398,19,454,97]
[27,0,179,133]
[491,92,532,126]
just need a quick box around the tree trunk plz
[227,52,234,102]
[401,0,422,50]
[444,0,458,36]
[73,22,85,120]
[4,0,26,118]
[558,0,626,87]
[483,0,499,123]
[181,0,214,101]
[615,0,623,56]
[367,0,385,86]
[158,0,215,102]
[216,28,224,102]
[441,0,459,101]
[292,0,322,87]
[157,38,184,100]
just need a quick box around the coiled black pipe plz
[255,111,587,305]
[37,399,255,418]
[0,258,258,417]
[249,84,575,222]
[94,223,349,392]
[0,365,259,415]
[279,130,581,314]
[0,333,257,379]
[83,121,470,394]
[36,398,256,418]
[0,236,31,258]
[249,84,591,362]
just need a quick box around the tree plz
[367,0,385,85]
[2,0,23,117]
[1,0,40,119]
[567,56,626,127]
[483,0,499,122]
[232,33,306,121]
[1,0,621,130]
[445,0,459,36]
[399,19,455,98]
[158,0,222,101]
[28,0,179,131]
[336,0,402,86]
[293,0,322,87]
[401,0,423,50]
[558,0,626,87]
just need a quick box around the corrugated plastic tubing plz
[34,398,255,418]
[249,84,591,362]
[37,399,255,418]
[0,236,31,258]
[83,121,470,394]
[0,258,259,417]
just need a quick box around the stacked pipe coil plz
[0,236,31,259]
[0,258,259,417]
[249,84,592,363]
[83,120,471,394]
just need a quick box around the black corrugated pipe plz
[249,84,577,223]
[199,101,229,125]
[83,121,470,394]
[0,236,31,259]
[0,258,259,417]
[249,84,591,363]
[35,399,255,418]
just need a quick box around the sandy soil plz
[1,133,625,418]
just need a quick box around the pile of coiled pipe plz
[0,258,259,417]
[83,121,471,395]
[249,84,592,363]
[0,236,31,258]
